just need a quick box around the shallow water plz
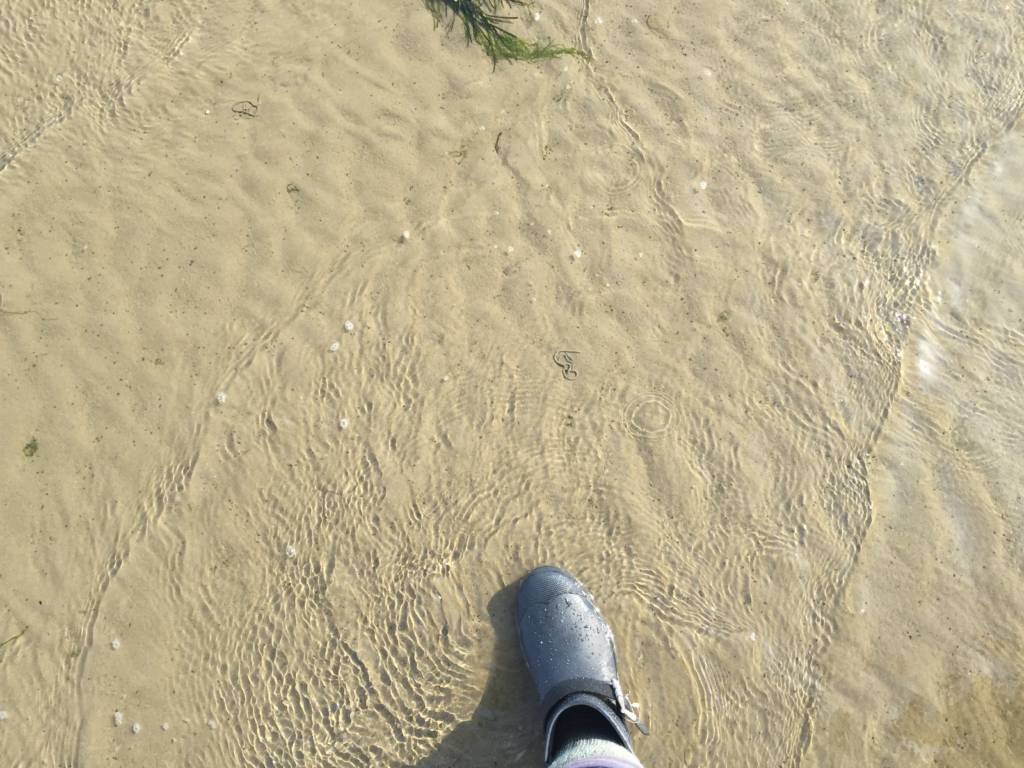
[1,1,1022,766]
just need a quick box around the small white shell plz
[207,719,218,730]
[328,341,340,352]
[698,180,708,190]
[0,710,8,722]
[343,320,355,333]
[572,248,583,260]
[215,391,227,405]
[111,638,121,650]
[113,711,124,727]
[161,722,170,732]
[131,722,142,735]
[338,418,350,430]
[533,11,541,21]
[400,230,411,242]
[285,545,297,559]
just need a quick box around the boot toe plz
[516,566,585,620]
[516,566,618,710]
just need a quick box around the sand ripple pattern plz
[124,3,1024,765]
[0,0,252,172]
[3,1,1024,767]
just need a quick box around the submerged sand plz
[1,1,1022,765]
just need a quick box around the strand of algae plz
[0,628,27,660]
[424,0,585,62]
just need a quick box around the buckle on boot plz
[612,677,650,736]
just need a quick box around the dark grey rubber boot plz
[516,565,647,764]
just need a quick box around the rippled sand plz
[2,1,1022,765]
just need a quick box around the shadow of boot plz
[415,580,543,768]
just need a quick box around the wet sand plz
[1,1,1022,765]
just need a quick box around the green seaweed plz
[23,437,38,458]
[424,0,585,62]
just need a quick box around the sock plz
[546,734,644,768]
[546,706,644,768]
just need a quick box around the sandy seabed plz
[2,1,1023,766]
